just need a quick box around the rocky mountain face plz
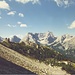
[50,35,75,50]
[20,31,56,45]
[48,34,75,60]
[0,32,75,59]
[0,33,75,75]
[50,34,75,50]
[0,32,75,50]
[10,36,21,43]
[20,32,75,50]
[63,37,75,50]
[20,32,75,59]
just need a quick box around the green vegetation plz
[0,41,67,61]
[44,58,75,74]
[62,63,75,74]
[0,40,75,74]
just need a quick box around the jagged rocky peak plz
[55,34,73,43]
[10,35,21,43]
[25,33,33,37]
[45,31,55,37]
[37,31,55,38]
[22,32,37,43]
[38,31,56,44]
[49,34,75,50]
[62,36,75,50]
[20,31,56,45]
[61,34,73,39]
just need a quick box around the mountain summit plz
[20,31,56,45]
[10,36,21,43]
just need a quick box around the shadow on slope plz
[0,56,37,74]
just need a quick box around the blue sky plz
[0,0,75,38]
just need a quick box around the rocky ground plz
[0,44,70,75]
[0,57,36,74]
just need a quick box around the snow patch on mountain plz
[20,31,56,45]
[63,37,75,50]
[50,34,75,50]
[54,34,73,43]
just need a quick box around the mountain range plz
[1,31,75,60]
[20,31,56,44]
[1,31,75,51]
[0,32,75,74]
[2,31,74,59]
[20,32,75,51]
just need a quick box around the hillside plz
[0,57,36,74]
[1,40,67,61]
[1,32,75,51]
[0,43,71,75]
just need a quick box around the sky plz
[0,0,75,38]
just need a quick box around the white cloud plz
[53,0,74,7]
[68,21,75,29]
[20,24,27,27]
[54,0,63,7]
[7,24,11,27]
[0,0,10,10]
[7,24,16,27]
[18,13,24,17]
[17,21,27,27]
[7,11,16,16]
[17,21,21,24]
[15,0,40,4]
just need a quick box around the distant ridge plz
[0,32,75,50]
[10,35,21,43]
[20,31,56,45]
